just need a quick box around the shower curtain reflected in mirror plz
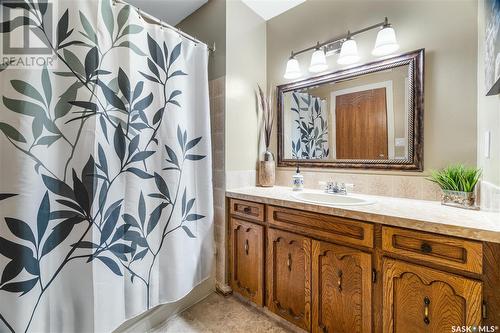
[0,1,213,332]
[290,92,329,159]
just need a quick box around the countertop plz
[226,186,500,243]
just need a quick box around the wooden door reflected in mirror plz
[335,87,388,160]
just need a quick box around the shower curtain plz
[0,1,213,332]
[290,92,329,159]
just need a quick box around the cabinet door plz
[383,258,482,333]
[267,228,311,330]
[229,218,264,305]
[311,240,372,333]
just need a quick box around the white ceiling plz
[241,0,306,21]
[126,0,208,26]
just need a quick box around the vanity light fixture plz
[372,18,400,56]
[284,54,302,79]
[337,34,360,65]
[309,44,328,73]
[283,17,399,79]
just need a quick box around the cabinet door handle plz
[287,253,292,271]
[423,296,430,325]
[243,206,251,214]
[244,239,249,255]
[337,270,343,292]
[421,242,432,253]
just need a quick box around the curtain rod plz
[114,0,216,53]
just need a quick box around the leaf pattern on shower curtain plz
[0,1,212,332]
[291,92,329,159]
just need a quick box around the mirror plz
[277,49,424,170]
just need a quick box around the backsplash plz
[479,181,500,212]
[226,170,257,189]
[275,170,441,201]
[226,168,442,201]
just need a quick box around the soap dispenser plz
[292,161,304,191]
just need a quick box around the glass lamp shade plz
[284,57,301,79]
[337,39,360,65]
[372,26,399,56]
[308,48,328,73]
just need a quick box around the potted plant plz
[428,165,482,209]
[257,84,275,187]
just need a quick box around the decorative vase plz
[441,189,478,210]
[259,150,275,187]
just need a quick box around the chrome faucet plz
[325,181,347,195]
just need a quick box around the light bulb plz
[284,57,301,79]
[309,48,328,73]
[337,38,360,65]
[372,26,399,56]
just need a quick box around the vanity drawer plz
[267,206,373,248]
[382,226,483,274]
[230,199,265,222]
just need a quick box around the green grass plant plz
[428,165,481,193]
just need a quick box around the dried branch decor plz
[258,84,274,151]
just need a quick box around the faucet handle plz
[343,183,355,194]
[322,181,335,192]
[318,181,327,189]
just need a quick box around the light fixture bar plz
[290,18,390,58]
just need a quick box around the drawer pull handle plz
[243,207,251,214]
[337,270,343,292]
[287,253,292,271]
[423,296,430,325]
[421,242,432,253]
[244,240,249,255]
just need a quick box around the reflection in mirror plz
[286,92,330,159]
[283,65,409,161]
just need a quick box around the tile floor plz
[152,293,291,333]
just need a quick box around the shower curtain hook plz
[112,0,116,6]
[138,8,142,20]
[160,21,164,30]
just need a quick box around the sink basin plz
[292,192,375,206]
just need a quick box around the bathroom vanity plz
[225,187,500,333]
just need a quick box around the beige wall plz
[177,0,226,80]
[267,0,478,175]
[225,0,267,172]
[477,0,500,187]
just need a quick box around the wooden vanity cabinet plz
[312,240,372,333]
[383,259,483,332]
[227,198,499,333]
[229,217,264,305]
[267,228,311,330]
